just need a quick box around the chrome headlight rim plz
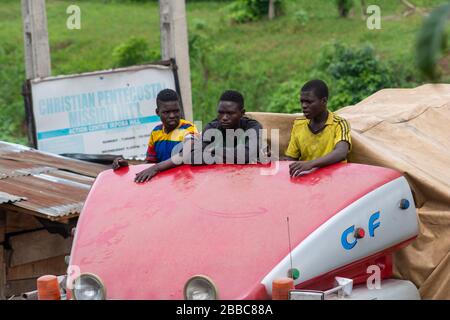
[71,272,107,300]
[184,275,219,300]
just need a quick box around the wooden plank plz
[6,211,43,234]
[7,255,67,281]
[0,246,6,299]
[0,210,5,243]
[9,230,72,267]
[1,204,51,221]
[5,278,36,297]
[2,203,79,222]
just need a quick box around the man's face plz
[156,100,181,131]
[300,90,327,119]
[217,101,244,129]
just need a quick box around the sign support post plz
[21,0,52,146]
[21,0,52,80]
[159,0,193,122]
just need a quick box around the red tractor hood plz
[69,162,401,299]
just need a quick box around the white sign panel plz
[30,64,176,159]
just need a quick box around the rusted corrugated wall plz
[0,141,107,220]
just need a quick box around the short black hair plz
[156,89,179,104]
[301,79,329,99]
[219,90,244,109]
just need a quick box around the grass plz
[0,0,449,144]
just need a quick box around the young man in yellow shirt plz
[284,79,352,177]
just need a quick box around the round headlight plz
[72,273,106,300]
[184,275,218,300]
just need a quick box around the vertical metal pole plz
[21,0,52,80]
[159,0,193,122]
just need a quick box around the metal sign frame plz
[22,59,183,152]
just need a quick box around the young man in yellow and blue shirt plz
[284,79,352,177]
[112,89,198,182]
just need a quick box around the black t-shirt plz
[193,117,264,164]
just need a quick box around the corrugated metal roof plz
[0,142,106,177]
[0,158,56,179]
[0,191,26,204]
[0,141,109,221]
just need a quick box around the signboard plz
[29,64,178,159]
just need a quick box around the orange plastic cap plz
[37,275,61,300]
[272,278,294,300]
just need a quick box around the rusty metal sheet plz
[0,158,56,179]
[0,142,108,177]
[0,191,26,204]
[47,170,96,185]
[0,175,91,215]
[0,178,88,220]
[0,141,31,154]
[33,173,91,190]
[0,151,107,177]
[0,141,108,220]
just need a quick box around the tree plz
[268,0,275,20]
[416,1,450,80]
[336,0,354,18]
[360,0,367,19]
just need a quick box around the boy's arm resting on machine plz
[134,158,176,183]
[112,156,156,170]
[135,139,195,183]
[289,141,349,177]
[112,157,129,170]
[281,156,298,161]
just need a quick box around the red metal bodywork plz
[70,162,404,299]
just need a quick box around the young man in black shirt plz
[196,90,264,164]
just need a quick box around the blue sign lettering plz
[368,211,380,237]
[341,212,381,250]
[341,225,357,250]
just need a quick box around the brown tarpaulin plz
[247,84,450,299]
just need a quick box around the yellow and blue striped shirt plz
[146,119,198,163]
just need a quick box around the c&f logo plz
[341,211,380,250]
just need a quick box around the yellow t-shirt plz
[285,112,352,161]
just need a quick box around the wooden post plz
[159,0,193,122]
[360,0,368,19]
[21,0,52,80]
[268,0,275,20]
[0,246,5,300]
[0,211,5,299]
[0,210,5,244]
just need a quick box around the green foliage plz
[112,37,160,68]
[267,79,303,113]
[191,48,262,122]
[268,43,416,114]
[316,43,398,110]
[293,9,309,27]
[101,0,233,2]
[189,19,215,94]
[416,1,450,81]
[227,0,284,23]
[0,0,447,144]
[335,0,353,17]
[0,43,27,145]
